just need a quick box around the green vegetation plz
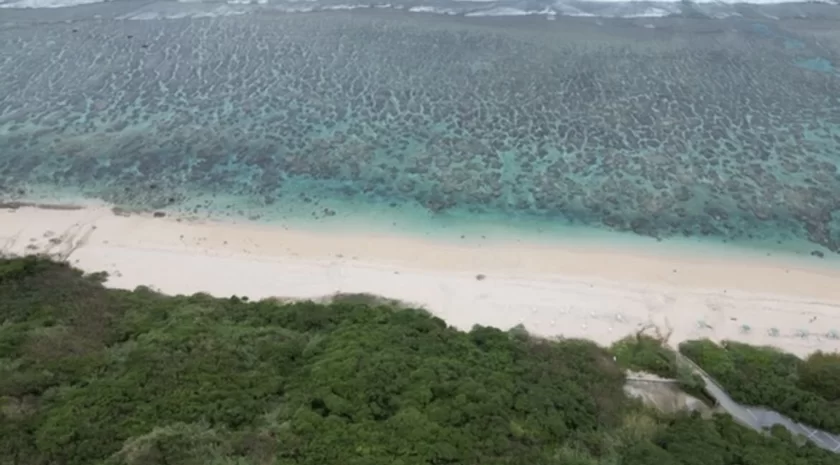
[679,339,840,433]
[611,334,678,378]
[798,352,840,402]
[609,334,709,404]
[1,257,839,465]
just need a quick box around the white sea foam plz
[1,0,835,16]
[327,3,372,8]
[580,3,681,17]
[552,3,597,16]
[465,6,539,15]
[621,6,671,16]
[226,0,269,5]
[0,0,103,8]
[408,5,459,14]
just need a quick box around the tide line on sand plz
[1,204,839,357]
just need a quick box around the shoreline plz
[2,203,840,357]
[7,186,838,270]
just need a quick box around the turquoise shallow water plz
[1,11,840,263]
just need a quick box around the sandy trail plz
[2,204,839,357]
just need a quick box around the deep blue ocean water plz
[1,4,840,262]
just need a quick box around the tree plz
[799,352,840,401]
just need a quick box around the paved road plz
[675,353,840,453]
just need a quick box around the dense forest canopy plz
[1,257,839,465]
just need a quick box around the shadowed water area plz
[1,9,840,255]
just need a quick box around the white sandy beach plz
[2,204,840,357]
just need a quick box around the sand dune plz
[2,204,839,357]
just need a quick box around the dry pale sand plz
[2,204,840,357]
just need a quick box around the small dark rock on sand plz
[811,250,825,258]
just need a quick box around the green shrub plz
[610,334,677,378]
[799,352,840,402]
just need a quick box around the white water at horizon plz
[1,0,837,21]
